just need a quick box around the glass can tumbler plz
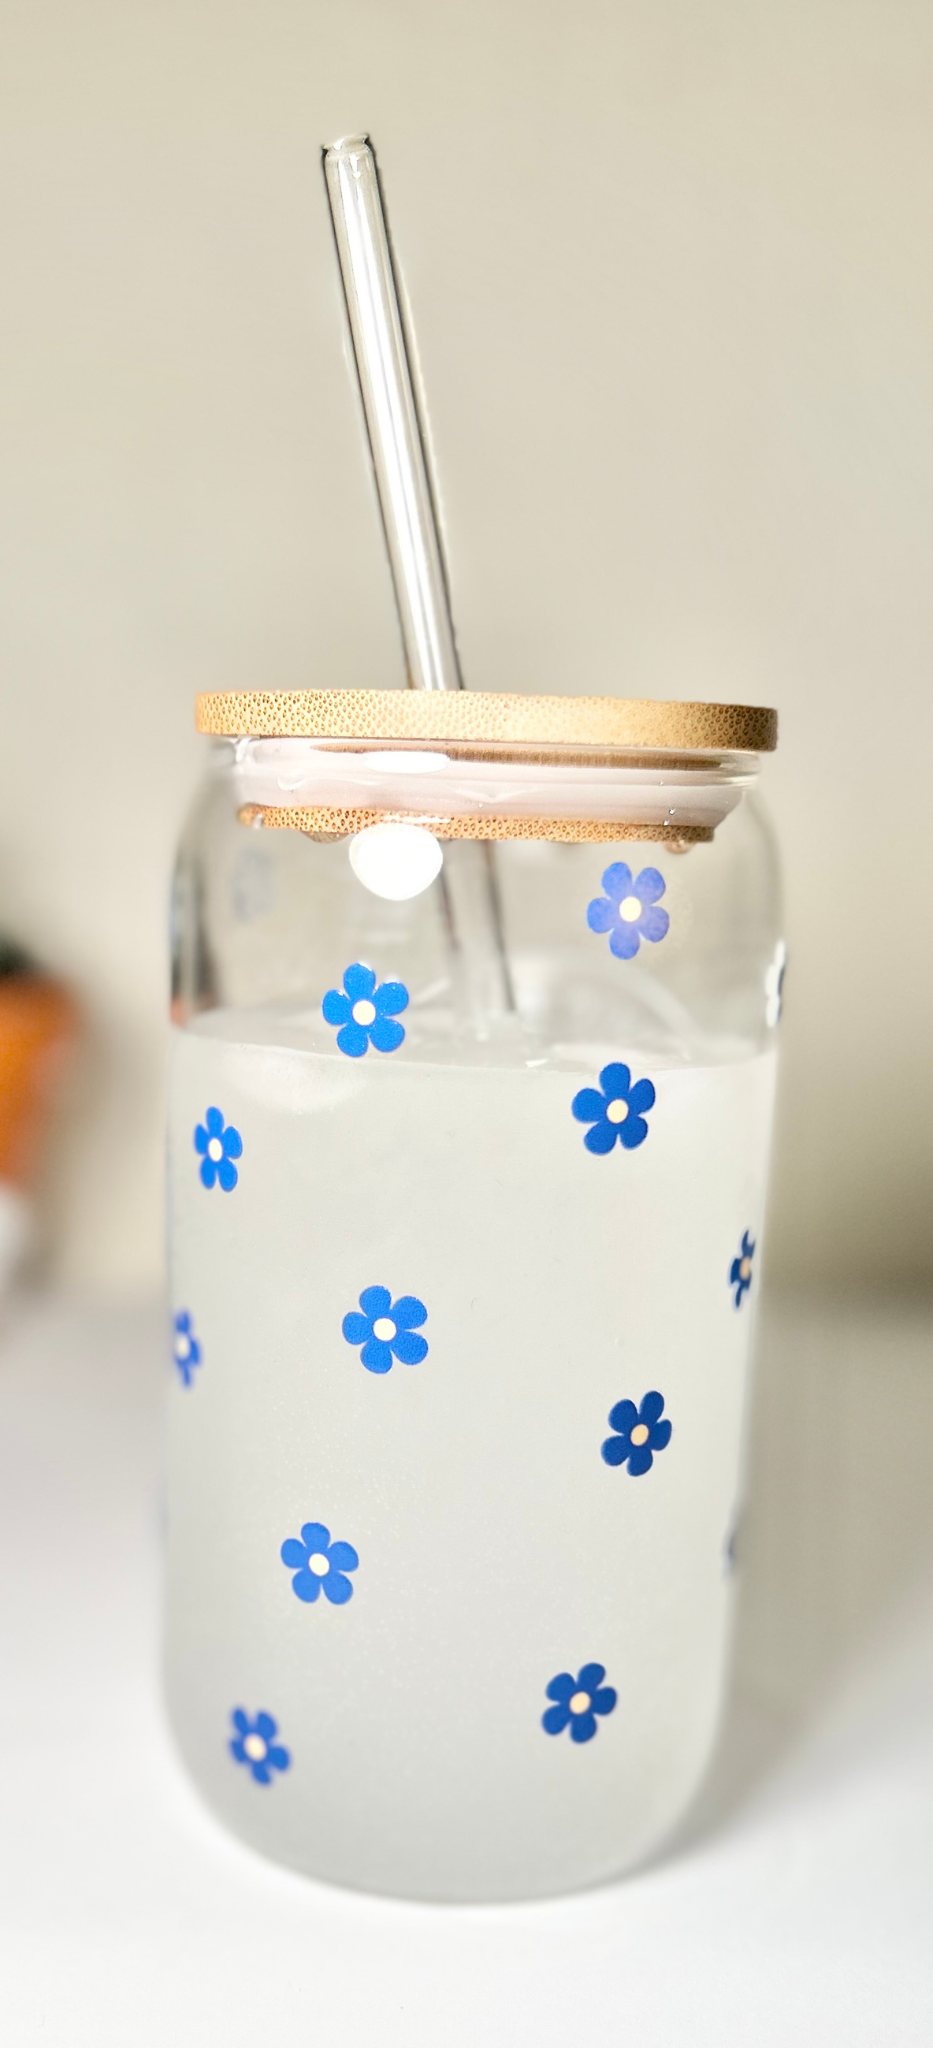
[166,686,782,1902]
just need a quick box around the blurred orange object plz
[0,970,78,1190]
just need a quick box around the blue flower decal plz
[730,1230,755,1307]
[280,1521,359,1605]
[322,962,409,1058]
[229,1708,290,1785]
[194,1106,242,1191]
[571,1062,655,1153]
[587,863,669,960]
[341,1286,428,1374]
[172,1310,201,1387]
[602,1390,672,1474]
[542,1664,617,1744]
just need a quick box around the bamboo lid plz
[196,689,777,754]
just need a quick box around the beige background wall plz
[2,0,931,1292]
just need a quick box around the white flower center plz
[606,1098,629,1124]
[352,999,377,1026]
[739,1257,752,1281]
[372,1316,396,1342]
[569,1691,591,1715]
[207,1136,224,1161]
[630,1423,650,1447]
[175,1334,191,1361]
[306,1552,330,1576]
[243,1733,267,1761]
[619,895,642,923]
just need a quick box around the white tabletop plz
[2,1293,932,2045]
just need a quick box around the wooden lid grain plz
[196,689,777,753]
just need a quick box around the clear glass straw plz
[323,136,460,695]
[322,135,513,1019]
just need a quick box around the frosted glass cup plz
[166,687,782,1902]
